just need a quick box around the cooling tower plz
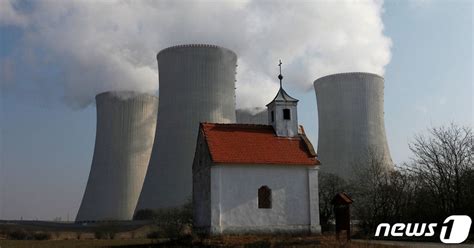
[136,44,237,210]
[76,91,158,221]
[236,108,268,124]
[314,72,392,180]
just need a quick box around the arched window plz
[258,186,272,209]
[283,109,291,120]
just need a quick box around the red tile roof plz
[200,123,320,166]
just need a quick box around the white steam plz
[1,0,391,109]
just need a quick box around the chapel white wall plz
[210,164,315,233]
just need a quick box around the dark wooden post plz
[331,192,353,241]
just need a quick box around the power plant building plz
[136,44,237,211]
[76,91,158,221]
[74,44,391,223]
[314,72,393,180]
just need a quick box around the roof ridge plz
[201,122,272,128]
[298,125,317,158]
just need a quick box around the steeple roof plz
[266,87,299,106]
[266,59,299,106]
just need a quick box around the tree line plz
[319,124,473,237]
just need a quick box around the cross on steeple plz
[278,59,283,88]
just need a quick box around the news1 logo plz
[375,215,472,244]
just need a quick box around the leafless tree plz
[318,124,473,235]
[405,124,473,216]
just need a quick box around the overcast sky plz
[0,0,472,220]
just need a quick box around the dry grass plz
[0,235,405,248]
[0,238,153,248]
[0,233,405,248]
[192,233,404,248]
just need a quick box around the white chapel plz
[192,67,322,235]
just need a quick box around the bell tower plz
[266,60,299,137]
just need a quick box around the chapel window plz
[258,186,272,209]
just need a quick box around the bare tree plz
[318,125,473,236]
[406,124,473,216]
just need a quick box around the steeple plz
[266,60,299,137]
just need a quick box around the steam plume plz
[1,0,391,109]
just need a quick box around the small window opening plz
[258,186,272,209]
[283,109,291,120]
[271,111,275,122]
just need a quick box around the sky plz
[0,0,472,220]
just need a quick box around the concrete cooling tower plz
[76,91,158,221]
[136,44,237,211]
[314,72,393,180]
[236,108,268,124]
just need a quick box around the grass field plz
[0,235,405,248]
[0,221,405,248]
[0,238,154,248]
